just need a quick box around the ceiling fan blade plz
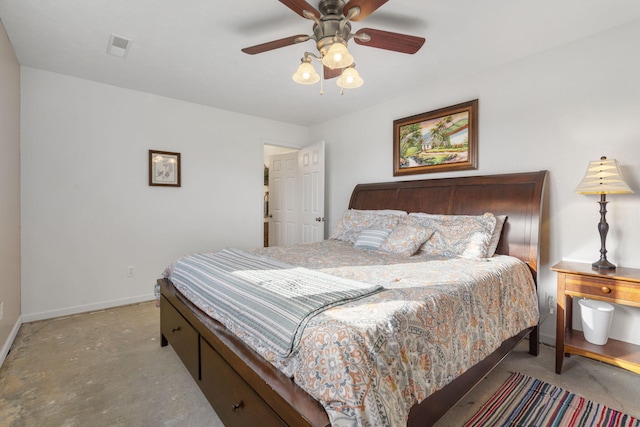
[354,28,425,54]
[241,34,309,55]
[344,0,389,21]
[324,66,342,80]
[279,0,321,19]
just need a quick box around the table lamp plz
[575,156,633,269]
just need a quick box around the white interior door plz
[269,152,298,246]
[299,141,325,243]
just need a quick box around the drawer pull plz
[172,326,181,333]
[231,401,243,412]
[601,286,612,294]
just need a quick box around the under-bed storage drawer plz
[200,336,287,427]
[160,296,200,380]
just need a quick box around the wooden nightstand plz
[552,261,640,374]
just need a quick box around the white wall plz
[20,68,308,321]
[0,18,22,363]
[16,20,640,346]
[310,21,640,345]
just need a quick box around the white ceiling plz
[1,0,639,127]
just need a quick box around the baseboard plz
[0,315,23,368]
[21,293,156,323]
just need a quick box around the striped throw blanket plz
[167,248,383,357]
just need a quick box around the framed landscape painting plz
[149,150,181,187]
[393,99,478,176]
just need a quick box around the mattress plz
[164,239,539,426]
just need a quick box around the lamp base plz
[592,259,616,270]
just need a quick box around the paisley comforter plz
[165,240,539,427]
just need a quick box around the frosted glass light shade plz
[322,42,354,70]
[292,61,320,84]
[575,157,633,194]
[336,67,363,89]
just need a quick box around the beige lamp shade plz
[322,42,354,70]
[292,60,320,84]
[575,157,633,195]
[336,66,363,89]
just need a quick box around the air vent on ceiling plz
[107,34,132,58]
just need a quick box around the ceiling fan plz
[241,0,426,90]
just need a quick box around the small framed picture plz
[393,99,478,176]
[149,150,181,187]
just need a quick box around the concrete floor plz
[1,301,638,427]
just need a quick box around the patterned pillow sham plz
[354,228,393,250]
[407,212,497,259]
[330,210,404,244]
[379,225,434,256]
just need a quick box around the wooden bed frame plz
[159,170,548,427]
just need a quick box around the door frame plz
[263,141,326,247]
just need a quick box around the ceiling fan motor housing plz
[319,0,344,16]
[313,0,351,56]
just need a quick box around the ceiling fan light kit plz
[243,0,425,95]
[336,66,363,89]
[321,41,354,69]
[292,55,321,84]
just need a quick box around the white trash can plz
[578,299,614,345]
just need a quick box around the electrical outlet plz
[547,295,554,315]
[127,266,135,278]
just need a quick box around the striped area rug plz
[464,372,640,427]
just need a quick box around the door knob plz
[315,217,326,222]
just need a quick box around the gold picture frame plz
[393,99,478,176]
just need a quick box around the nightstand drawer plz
[564,274,640,305]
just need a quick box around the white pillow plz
[352,209,408,216]
[486,215,507,257]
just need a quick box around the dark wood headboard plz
[348,171,548,279]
